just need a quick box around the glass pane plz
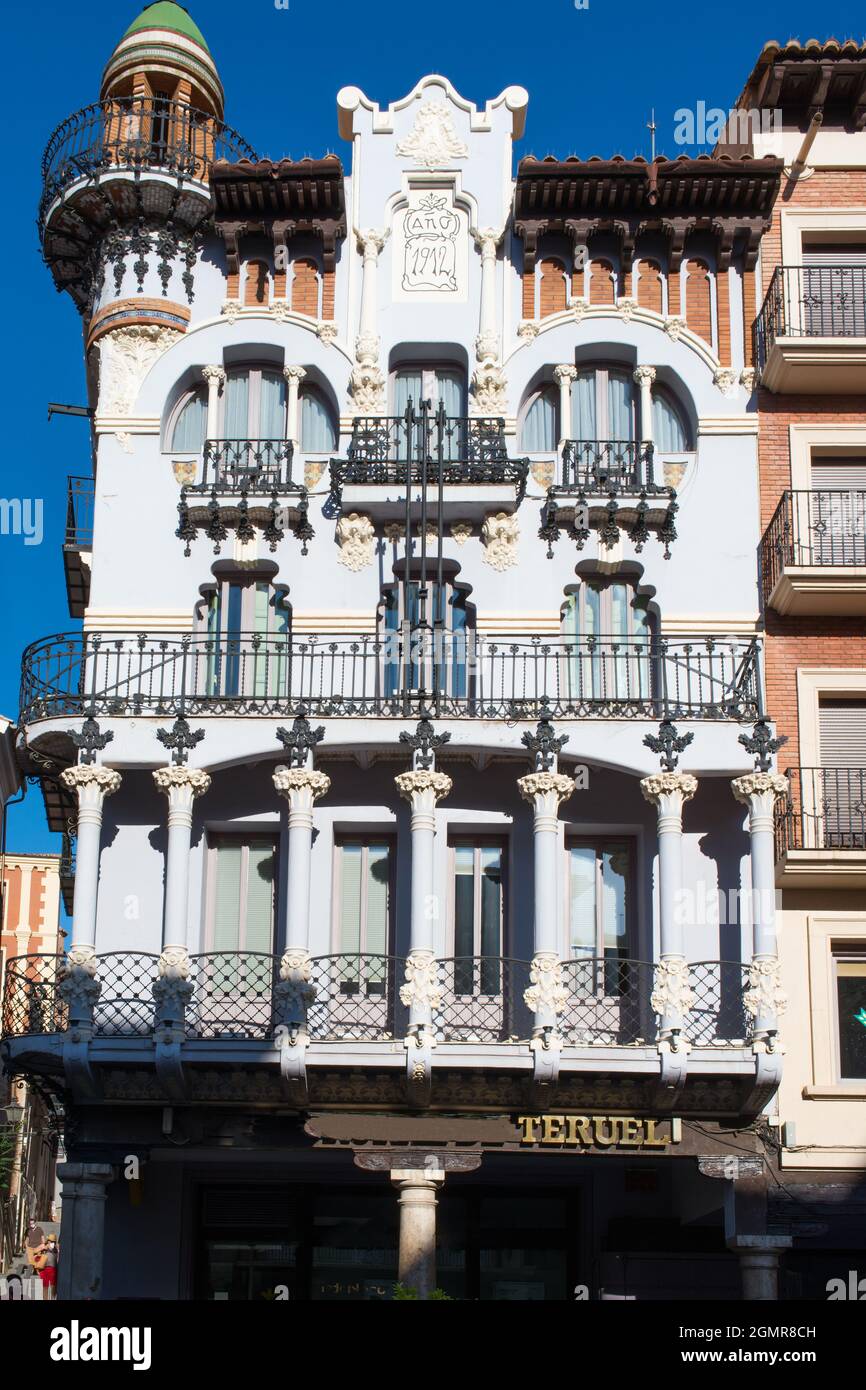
[224,371,250,438]
[601,845,630,994]
[311,1195,398,1301]
[607,370,634,440]
[173,391,206,451]
[435,369,464,418]
[339,847,363,961]
[259,371,286,438]
[571,371,596,438]
[365,846,390,981]
[213,843,243,952]
[652,391,687,451]
[522,388,558,451]
[479,847,502,959]
[837,962,866,1079]
[454,847,475,965]
[394,370,423,419]
[245,841,275,961]
[301,391,336,452]
[569,846,596,958]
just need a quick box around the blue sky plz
[3,0,865,855]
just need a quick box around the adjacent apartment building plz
[2,7,863,1300]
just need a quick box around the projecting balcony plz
[753,265,866,392]
[761,490,866,615]
[775,766,866,889]
[63,475,94,619]
[329,415,529,519]
[542,440,678,556]
[19,631,762,726]
[40,96,258,306]
[175,439,313,552]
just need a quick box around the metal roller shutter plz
[807,460,866,566]
[801,243,866,337]
[818,700,866,847]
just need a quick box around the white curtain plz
[173,391,206,451]
[394,369,423,419]
[435,369,464,417]
[523,388,558,451]
[607,371,634,440]
[301,391,336,451]
[571,371,597,439]
[652,391,687,451]
[224,371,250,438]
[258,371,286,437]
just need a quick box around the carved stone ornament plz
[572,299,589,323]
[663,315,686,342]
[449,521,473,545]
[57,959,102,1011]
[470,361,508,415]
[394,770,453,805]
[517,320,540,341]
[157,946,191,979]
[399,950,443,1011]
[336,512,376,570]
[349,361,387,414]
[744,958,788,1020]
[272,767,331,804]
[516,771,576,811]
[481,511,519,570]
[617,297,638,322]
[152,765,212,801]
[270,299,291,322]
[740,367,757,392]
[639,771,698,807]
[116,431,134,454]
[274,949,317,1019]
[396,100,469,167]
[317,321,339,345]
[650,957,695,1019]
[61,764,123,802]
[713,367,739,398]
[523,952,569,1015]
[731,772,789,806]
[98,325,182,416]
[475,329,500,363]
[221,299,243,322]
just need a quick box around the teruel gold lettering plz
[567,1115,594,1145]
[592,1117,620,1147]
[542,1115,565,1145]
[643,1119,668,1148]
[517,1115,539,1143]
[618,1117,644,1147]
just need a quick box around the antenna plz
[647,108,657,161]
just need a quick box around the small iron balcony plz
[775,766,866,889]
[2,953,751,1050]
[63,475,94,619]
[558,440,668,496]
[761,489,866,615]
[19,631,762,725]
[184,439,297,494]
[753,265,866,392]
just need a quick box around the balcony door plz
[808,457,866,566]
[802,242,866,338]
[393,367,466,461]
[196,834,278,1036]
[205,578,291,699]
[562,580,654,704]
[818,700,866,849]
[221,368,287,480]
[571,368,635,443]
[380,578,472,700]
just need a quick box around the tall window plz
[652,388,689,452]
[202,577,291,698]
[572,367,634,440]
[451,841,505,995]
[522,386,558,452]
[380,578,472,697]
[333,840,393,994]
[206,835,277,994]
[172,388,207,451]
[562,580,654,701]
[567,840,633,995]
[835,951,866,1079]
[223,367,286,440]
[300,387,337,453]
[393,366,465,418]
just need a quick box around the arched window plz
[522,385,558,452]
[393,366,465,417]
[652,388,690,452]
[562,580,654,701]
[300,387,337,453]
[172,388,207,451]
[379,574,474,698]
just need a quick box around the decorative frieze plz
[98,325,182,417]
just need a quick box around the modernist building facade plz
[3,6,862,1300]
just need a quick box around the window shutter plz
[819,700,866,768]
[365,846,390,957]
[244,840,275,954]
[569,847,596,957]
[802,243,866,267]
[213,842,243,952]
[810,457,866,490]
[339,846,363,955]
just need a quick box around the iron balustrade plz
[754,265,866,370]
[20,631,762,724]
[2,952,754,1048]
[186,439,297,494]
[776,766,866,854]
[559,441,665,495]
[40,96,258,230]
[761,489,866,600]
[331,413,528,497]
[65,476,94,548]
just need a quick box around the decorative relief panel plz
[392,186,468,303]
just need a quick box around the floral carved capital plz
[394,770,453,805]
[152,766,212,797]
[399,950,443,1010]
[731,773,789,806]
[523,952,568,1015]
[639,772,698,807]
[272,768,331,802]
[336,512,376,570]
[61,765,122,799]
[481,511,519,571]
[517,771,576,808]
[650,958,694,1019]
[744,958,788,1020]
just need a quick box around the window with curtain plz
[334,841,393,993]
[380,578,472,698]
[207,835,277,992]
[172,389,207,451]
[222,368,287,440]
[571,367,634,440]
[567,840,632,994]
[652,389,689,452]
[393,366,466,417]
[203,578,291,699]
[522,386,558,452]
[451,841,504,996]
[300,389,337,453]
[562,581,654,701]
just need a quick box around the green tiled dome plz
[122,3,210,54]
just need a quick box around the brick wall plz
[539,259,567,317]
[763,621,866,766]
[291,259,319,317]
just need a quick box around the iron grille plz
[776,767,866,853]
[754,265,866,370]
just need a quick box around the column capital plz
[517,770,575,810]
[61,764,122,810]
[153,765,211,798]
[55,1161,116,1191]
[395,770,453,806]
[553,363,578,385]
[640,771,698,808]
[273,767,331,820]
[357,227,387,260]
[282,364,307,384]
[731,772,788,807]
[202,364,226,387]
[473,226,501,258]
[633,364,657,387]
[391,1169,445,1190]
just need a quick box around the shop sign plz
[517,1115,682,1149]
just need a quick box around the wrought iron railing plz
[183,439,296,494]
[20,631,762,723]
[331,414,528,499]
[776,767,866,854]
[65,475,94,548]
[761,489,866,599]
[559,441,665,495]
[2,953,755,1048]
[40,96,258,228]
[754,265,866,370]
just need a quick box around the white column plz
[356,229,385,361]
[728,1236,792,1301]
[640,771,698,1039]
[202,365,225,439]
[395,770,452,1035]
[474,228,501,364]
[272,767,331,1024]
[517,771,575,1032]
[732,773,789,1041]
[633,365,656,445]
[55,1162,115,1301]
[283,365,306,447]
[554,365,578,446]
[391,1168,444,1298]
[59,766,122,960]
[153,767,211,953]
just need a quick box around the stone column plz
[633,365,656,445]
[474,228,501,364]
[350,229,387,414]
[272,766,331,1024]
[732,773,789,1043]
[202,364,225,439]
[394,770,452,1037]
[391,1167,444,1298]
[517,771,576,1034]
[55,1162,115,1301]
[152,766,211,1026]
[640,771,698,1041]
[283,364,306,448]
[728,1236,792,1301]
[554,365,578,446]
[58,766,122,1023]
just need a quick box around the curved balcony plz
[1,953,750,1049]
[19,630,762,726]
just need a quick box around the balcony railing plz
[754,265,866,371]
[65,475,94,548]
[20,631,762,724]
[761,489,866,600]
[183,439,297,494]
[40,96,258,229]
[776,767,866,853]
[330,414,529,500]
[1,953,752,1049]
[559,440,666,495]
